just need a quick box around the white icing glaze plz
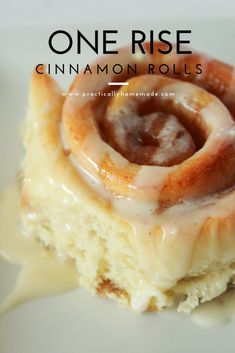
[0,185,79,315]
[131,292,152,312]
[151,114,194,165]
[191,290,235,327]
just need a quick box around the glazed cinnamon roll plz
[21,42,235,313]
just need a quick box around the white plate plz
[1,19,235,353]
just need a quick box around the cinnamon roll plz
[20,43,235,313]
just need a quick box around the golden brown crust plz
[96,279,129,301]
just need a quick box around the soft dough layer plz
[20,71,235,313]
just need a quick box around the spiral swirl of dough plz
[62,42,235,209]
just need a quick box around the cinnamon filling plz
[101,78,211,167]
[103,110,197,166]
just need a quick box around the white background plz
[1,0,235,28]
